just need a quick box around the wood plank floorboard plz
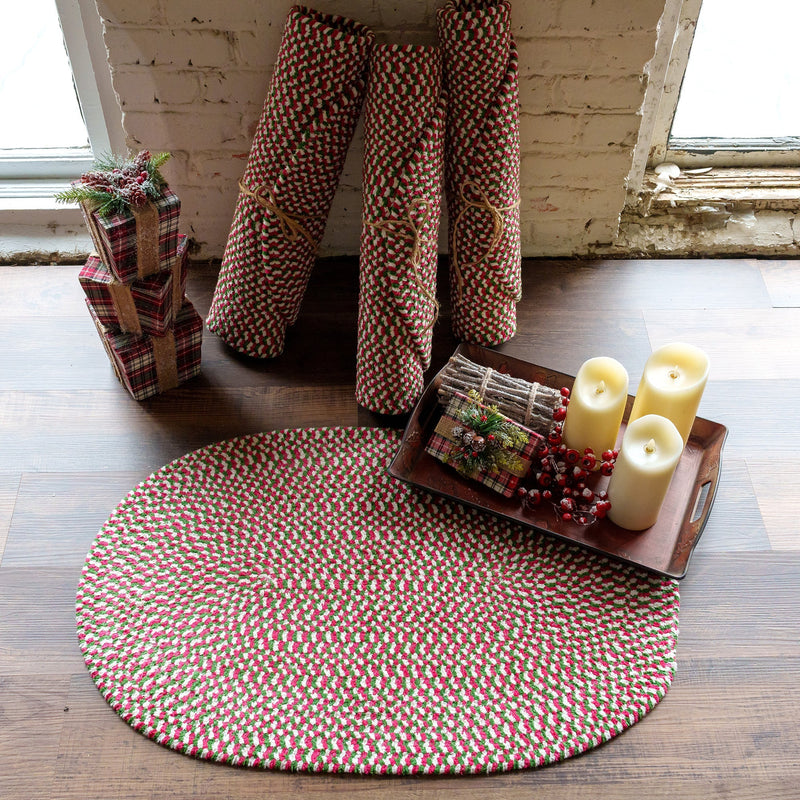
[748,460,800,549]
[0,473,20,564]
[759,259,800,307]
[1,257,798,799]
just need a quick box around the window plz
[648,0,800,167]
[0,2,89,151]
[0,0,123,194]
[669,0,800,148]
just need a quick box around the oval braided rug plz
[76,427,679,775]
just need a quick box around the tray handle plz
[687,453,721,535]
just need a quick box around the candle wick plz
[595,380,606,394]
[668,366,680,380]
[644,438,657,454]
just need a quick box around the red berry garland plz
[517,387,617,525]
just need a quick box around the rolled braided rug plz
[206,7,373,358]
[355,44,446,415]
[438,0,522,346]
[76,427,679,775]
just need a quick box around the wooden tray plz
[388,343,728,580]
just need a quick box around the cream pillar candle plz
[562,357,629,458]
[607,414,683,531]
[629,342,709,445]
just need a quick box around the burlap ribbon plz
[171,258,183,313]
[107,283,142,335]
[132,202,161,277]
[151,333,178,392]
[87,250,142,334]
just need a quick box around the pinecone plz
[132,150,151,171]
[121,185,148,207]
[81,170,113,190]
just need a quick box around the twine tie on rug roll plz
[364,197,440,331]
[438,0,522,347]
[238,181,322,248]
[451,180,521,302]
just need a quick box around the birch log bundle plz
[436,353,561,437]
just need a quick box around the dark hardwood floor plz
[1,256,798,799]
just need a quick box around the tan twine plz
[239,181,323,248]
[524,381,540,427]
[450,179,521,301]
[365,197,440,331]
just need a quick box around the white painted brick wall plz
[94,0,664,258]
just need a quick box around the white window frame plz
[0,0,125,194]
[648,0,800,169]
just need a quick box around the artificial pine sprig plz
[55,150,170,218]
[446,390,529,476]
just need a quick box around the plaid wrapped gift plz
[88,299,203,401]
[79,235,188,336]
[426,391,541,497]
[80,187,181,284]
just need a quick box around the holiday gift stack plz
[355,44,446,414]
[58,152,202,401]
[206,6,374,358]
[438,0,522,346]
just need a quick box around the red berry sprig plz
[517,387,617,525]
[54,150,170,218]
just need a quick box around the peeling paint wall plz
[612,206,800,257]
[608,209,800,257]
[92,0,665,259]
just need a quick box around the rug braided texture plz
[438,0,522,346]
[355,44,446,415]
[76,427,679,775]
[206,7,373,358]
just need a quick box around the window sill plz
[0,180,90,263]
[637,167,800,214]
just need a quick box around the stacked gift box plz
[78,189,203,401]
